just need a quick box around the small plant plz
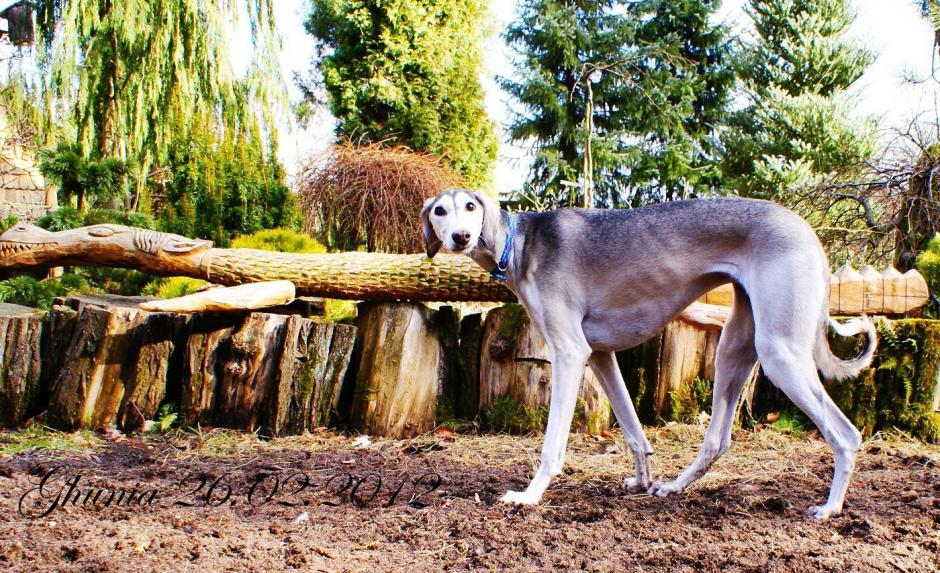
[0,214,17,233]
[0,274,90,310]
[35,206,84,231]
[667,377,713,424]
[151,403,179,433]
[146,276,207,299]
[485,395,548,434]
[770,409,808,437]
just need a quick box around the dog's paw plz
[647,480,683,497]
[806,504,840,521]
[499,490,541,505]
[623,476,652,494]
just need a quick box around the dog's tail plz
[813,314,878,382]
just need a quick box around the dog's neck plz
[469,210,518,282]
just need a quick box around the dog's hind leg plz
[650,285,758,497]
[755,338,862,520]
[588,351,654,492]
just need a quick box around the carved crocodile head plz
[0,223,213,269]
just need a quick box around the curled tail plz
[814,315,878,381]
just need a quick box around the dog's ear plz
[421,197,442,258]
[471,190,502,250]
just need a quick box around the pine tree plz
[306,0,497,188]
[721,0,877,199]
[502,0,733,207]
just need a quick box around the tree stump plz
[0,303,46,427]
[271,317,356,436]
[46,296,170,431]
[350,302,454,438]
[479,305,611,434]
[39,295,357,436]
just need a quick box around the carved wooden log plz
[479,305,611,434]
[0,303,45,427]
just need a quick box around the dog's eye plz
[434,206,446,216]
[465,202,476,211]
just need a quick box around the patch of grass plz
[0,424,102,457]
[770,409,808,437]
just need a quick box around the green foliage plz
[83,209,156,229]
[33,0,285,185]
[146,277,207,300]
[504,0,732,207]
[485,396,548,434]
[826,319,940,443]
[323,299,358,324]
[231,228,326,253]
[0,273,90,310]
[306,0,497,187]
[771,409,808,437]
[667,377,713,424]
[35,206,84,231]
[38,143,127,210]
[916,234,940,297]
[0,214,17,234]
[721,0,877,199]
[157,112,295,247]
[152,404,179,433]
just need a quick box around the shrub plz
[146,277,207,299]
[0,273,91,310]
[35,206,83,231]
[230,228,326,253]
[0,214,17,233]
[83,209,156,229]
[667,377,713,424]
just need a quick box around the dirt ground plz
[0,424,937,573]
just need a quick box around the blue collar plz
[490,213,516,282]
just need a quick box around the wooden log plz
[904,269,930,313]
[350,302,450,438]
[271,317,356,435]
[835,263,864,315]
[0,303,45,427]
[652,320,711,420]
[478,305,611,434]
[882,266,906,314]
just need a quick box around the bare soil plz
[0,425,938,572]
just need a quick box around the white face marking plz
[428,191,485,253]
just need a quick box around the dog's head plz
[420,188,500,258]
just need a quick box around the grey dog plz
[421,188,877,520]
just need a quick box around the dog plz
[421,189,877,520]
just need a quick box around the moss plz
[667,376,713,424]
[497,303,529,341]
[827,319,940,443]
[485,395,547,434]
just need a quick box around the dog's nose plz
[452,231,471,247]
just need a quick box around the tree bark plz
[479,305,611,434]
[0,303,46,427]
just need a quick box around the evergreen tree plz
[721,0,877,199]
[306,0,497,187]
[503,0,733,207]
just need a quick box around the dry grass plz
[297,141,464,253]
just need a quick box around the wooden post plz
[0,303,45,427]
[479,305,611,434]
[350,302,451,438]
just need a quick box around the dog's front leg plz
[500,346,590,505]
